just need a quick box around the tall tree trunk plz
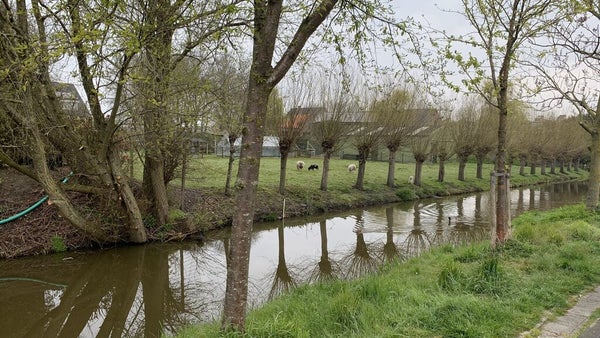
[414,159,424,186]
[386,148,397,187]
[354,149,368,190]
[438,156,445,182]
[494,86,509,245]
[476,155,484,179]
[320,149,333,191]
[458,156,468,181]
[144,154,169,226]
[559,160,565,174]
[278,151,289,195]
[519,155,526,176]
[28,121,107,241]
[586,133,600,210]
[108,150,147,242]
[221,0,339,330]
[223,81,271,330]
[540,160,546,175]
[225,136,237,196]
[140,0,175,227]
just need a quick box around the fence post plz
[490,171,496,246]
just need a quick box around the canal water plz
[0,181,586,337]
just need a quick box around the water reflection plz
[267,223,298,300]
[0,181,587,337]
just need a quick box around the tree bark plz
[586,133,600,210]
[29,120,107,242]
[458,156,467,181]
[438,156,445,182]
[414,159,424,186]
[386,148,397,187]
[222,0,339,331]
[320,149,333,191]
[225,135,237,196]
[108,150,147,243]
[354,150,368,190]
[519,155,526,176]
[476,155,484,179]
[540,160,546,175]
[278,151,289,195]
[223,81,271,330]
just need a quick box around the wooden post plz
[490,171,497,247]
[506,171,511,238]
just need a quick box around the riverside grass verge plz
[159,156,587,227]
[176,204,600,338]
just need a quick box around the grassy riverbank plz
[177,204,600,337]
[168,156,587,229]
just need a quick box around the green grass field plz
[164,155,585,198]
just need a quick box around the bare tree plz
[505,102,531,175]
[443,0,555,244]
[206,54,249,196]
[473,104,498,179]
[352,105,386,191]
[410,133,431,187]
[528,1,600,209]
[276,85,309,195]
[430,118,454,182]
[310,79,360,191]
[370,86,421,187]
[451,98,478,181]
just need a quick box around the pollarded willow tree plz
[352,100,387,191]
[444,0,557,245]
[473,103,498,179]
[310,77,361,192]
[276,81,311,195]
[451,97,479,181]
[370,85,422,187]
[430,117,454,182]
[205,53,249,196]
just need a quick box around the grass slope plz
[178,205,600,337]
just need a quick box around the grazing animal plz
[308,164,319,171]
[296,160,305,170]
[408,175,414,184]
[347,164,357,172]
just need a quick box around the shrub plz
[51,236,67,253]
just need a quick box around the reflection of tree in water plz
[403,202,431,258]
[267,222,298,300]
[308,220,340,283]
[429,200,447,246]
[340,212,381,279]
[516,188,525,215]
[15,243,217,338]
[382,207,406,263]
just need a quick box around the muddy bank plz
[0,167,585,259]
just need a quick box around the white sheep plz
[296,160,305,170]
[347,164,357,172]
[408,175,414,184]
